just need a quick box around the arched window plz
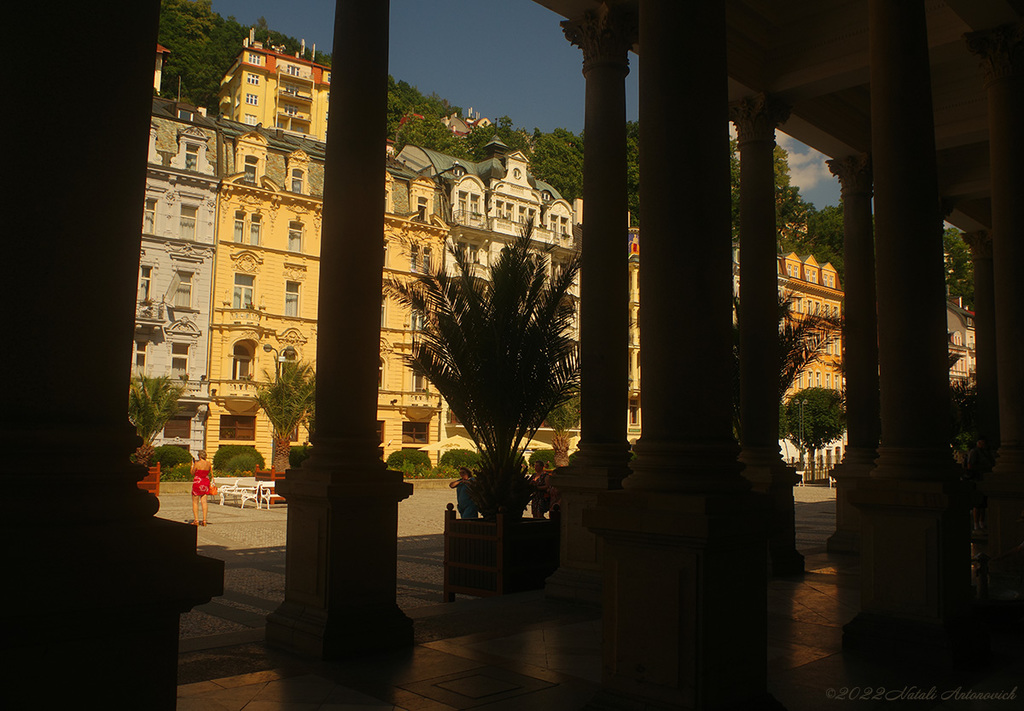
[232,342,254,380]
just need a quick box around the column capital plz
[962,229,993,259]
[827,153,873,199]
[561,2,636,76]
[965,22,1024,86]
[728,93,790,145]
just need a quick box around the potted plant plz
[127,375,185,495]
[388,223,580,597]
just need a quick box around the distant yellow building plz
[206,126,323,463]
[378,159,450,462]
[778,252,844,398]
[218,37,331,141]
[628,228,641,443]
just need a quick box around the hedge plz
[439,448,480,469]
[152,445,193,469]
[213,445,265,472]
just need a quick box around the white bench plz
[216,477,259,509]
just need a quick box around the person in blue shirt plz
[449,466,479,519]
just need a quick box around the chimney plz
[311,43,316,61]
[301,39,305,57]
[574,198,584,223]
[249,27,255,45]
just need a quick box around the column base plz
[584,488,771,709]
[545,462,629,606]
[266,463,414,660]
[826,449,876,554]
[2,514,223,709]
[848,474,987,666]
[740,449,804,576]
[985,449,1024,571]
[843,611,990,669]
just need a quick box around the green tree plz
[544,390,581,467]
[626,121,640,226]
[465,116,532,161]
[731,294,843,440]
[943,227,974,307]
[782,387,846,465]
[127,375,185,466]
[529,128,584,204]
[386,224,581,519]
[803,205,846,283]
[255,360,316,472]
[394,114,470,158]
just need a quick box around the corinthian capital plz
[827,153,872,199]
[562,2,637,76]
[962,230,993,260]
[728,93,790,145]
[965,22,1024,86]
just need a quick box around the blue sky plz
[209,0,839,208]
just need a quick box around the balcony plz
[279,87,312,103]
[210,379,258,412]
[135,300,167,331]
[178,378,210,400]
[451,209,488,230]
[222,308,263,327]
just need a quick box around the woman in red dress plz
[190,450,212,526]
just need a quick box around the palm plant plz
[127,374,185,466]
[545,390,581,467]
[255,360,316,472]
[387,224,581,519]
[731,292,843,439]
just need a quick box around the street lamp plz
[263,343,297,380]
[798,398,809,472]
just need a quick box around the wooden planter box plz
[137,462,160,496]
[443,504,560,601]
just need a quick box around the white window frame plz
[291,169,304,193]
[249,214,261,245]
[288,221,303,252]
[185,143,199,171]
[144,198,156,233]
[233,274,254,309]
[285,281,300,317]
[179,204,197,240]
[247,73,259,85]
[172,271,193,308]
[138,266,152,302]
[170,342,189,379]
[246,93,258,106]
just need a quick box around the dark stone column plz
[266,0,415,658]
[1,2,222,707]
[844,0,986,666]
[826,154,879,554]
[548,4,635,605]
[730,93,804,576]
[961,231,998,448]
[583,1,773,708]
[966,23,1024,566]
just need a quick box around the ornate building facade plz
[779,252,844,396]
[394,138,581,453]
[206,123,325,462]
[133,98,220,455]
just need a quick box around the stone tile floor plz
[164,484,1024,710]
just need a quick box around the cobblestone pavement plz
[160,481,835,651]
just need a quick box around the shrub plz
[386,449,430,469]
[528,450,557,467]
[213,445,265,472]
[221,452,264,476]
[439,448,480,469]
[152,445,193,469]
[160,462,193,481]
[290,444,313,468]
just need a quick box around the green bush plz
[528,450,557,467]
[386,449,430,469]
[439,448,480,469]
[213,445,265,472]
[290,444,312,468]
[221,452,264,476]
[152,445,193,469]
[160,462,193,481]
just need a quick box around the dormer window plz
[185,144,199,171]
[244,155,258,183]
[513,168,522,179]
[452,163,466,177]
[291,169,304,193]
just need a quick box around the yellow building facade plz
[207,127,323,464]
[778,252,844,398]
[378,165,450,462]
[218,39,331,142]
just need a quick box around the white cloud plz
[776,131,834,194]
